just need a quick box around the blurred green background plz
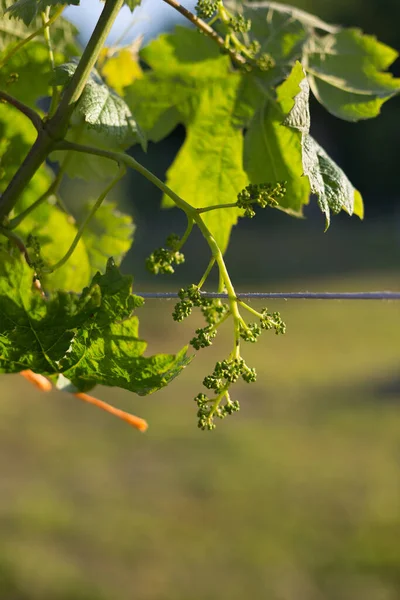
[1,1,400,599]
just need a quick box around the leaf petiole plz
[0,6,64,69]
[197,202,238,213]
[43,165,126,273]
[198,257,216,288]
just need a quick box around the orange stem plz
[74,392,148,432]
[19,369,148,432]
[20,369,52,391]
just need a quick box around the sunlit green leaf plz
[0,252,192,395]
[124,0,141,11]
[283,62,363,227]
[5,0,79,26]
[163,78,248,253]
[305,29,400,120]
[79,200,135,277]
[52,62,145,180]
[126,27,246,251]
[0,0,79,56]
[0,41,56,109]
[244,63,309,215]
[53,61,145,147]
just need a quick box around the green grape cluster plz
[239,321,261,343]
[237,182,286,218]
[26,234,46,274]
[260,308,286,335]
[195,0,219,19]
[172,284,203,321]
[195,393,240,431]
[255,52,275,71]
[201,297,229,325]
[191,297,230,348]
[173,285,230,347]
[228,15,251,33]
[146,233,184,275]
[190,325,217,350]
[194,358,256,430]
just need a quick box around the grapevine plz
[0,0,398,431]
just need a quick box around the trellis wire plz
[136,291,400,300]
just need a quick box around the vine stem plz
[179,216,194,249]
[41,7,60,117]
[161,0,246,67]
[208,386,230,421]
[198,257,216,288]
[54,139,244,353]
[54,140,196,214]
[44,166,126,273]
[0,0,125,221]
[0,91,42,131]
[237,299,263,319]
[197,202,238,213]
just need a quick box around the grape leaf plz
[5,0,79,26]
[244,63,309,215]
[227,1,400,120]
[0,0,79,56]
[53,62,145,147]
[304,28,400,121]
[126,28,248,252]
[125,26,232,142]
[226,1,339,35]
[0,41,58,109]
[100,45,143,96]
[124,0,141,11]
[0,251,192,395]
[51,62,145,180]
[162,78,248,253]
[0,103,91,291]
[0,247,99,374]
[79,200,135,277]
[126,19,377,239]
[283,62,363,227]
[16,197,92,292]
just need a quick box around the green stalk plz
[0,6,64,69]
[41,8,60,117]
[54,139,244,353]
[44,167,125,274]
[197,203,238,213]
[198,258,216,288]
[54,141,196,216]
[179,217,195,249]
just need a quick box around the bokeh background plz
[1,1,400,599]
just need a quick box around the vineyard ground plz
[0,263,399,600]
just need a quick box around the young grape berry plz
[228,15,251,33]
[146,233,185,275]
[237,182,286,217]
[195,0,219,19]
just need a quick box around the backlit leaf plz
[0,252,192,395]
[305,29,400,120]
